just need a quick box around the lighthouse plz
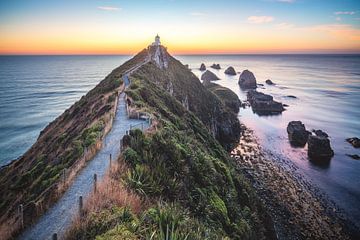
[152,34,161,46]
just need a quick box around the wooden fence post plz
[18,204,24,229]
[79,196,83,217]
[93,174,97,193]
[62,168,66,185]
[52,233,58,240]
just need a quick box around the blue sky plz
[0,0,359,54]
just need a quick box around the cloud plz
[336,17,341,21]
[334,11,355,15]
[276,22,295,29]
[190,12,207,16]
[309,24,360,41]
[247,16,274,24]
[97,6,121,11]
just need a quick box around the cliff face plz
[135,45,241,150]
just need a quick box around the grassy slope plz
[0,50,148,227]
[67,52,275,239]
[204,82,241,114]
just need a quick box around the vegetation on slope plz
[0,49,150,235]
[67,57,275,239]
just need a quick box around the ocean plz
[0,54,359,226]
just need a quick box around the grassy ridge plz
[67,60,275,239]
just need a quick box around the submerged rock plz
[239,70,257,89]
[346,137,360,148]
[201,70,220,81]
[347,154,360,160]
[287,121,311,147]
[287,95,297,99]
[265,79,275,85]
[308,135,334,161]
[224,66,237,75]
[210,63,221,69]
[200,63,206,71]
[247,90,285,115]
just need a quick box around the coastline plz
[232,124,359,239]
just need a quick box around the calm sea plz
[0,54,359,226]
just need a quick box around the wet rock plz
[201,70,220,81]
[346,137,360,148]
[287,95,297,99]
[283,104,289,107]
[247,90,285,115]
[224,66,237,75]
[258,83,264,87]
[313,129,329,138]
[346,154,360,160]
[210,63,221,69]
[239,69,257,89]
[287,121,311,147]
[266,79,275,85]
[308,135,334,161]
[200,63,206,71]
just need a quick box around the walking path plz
[19,63,149,240]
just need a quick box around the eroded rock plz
[308,135,334,161]
[210,63,221,69]
[200,63,206,71]
[239,70,257,89]
[247,90,285,115]
[287,121,311,147]
[225,66,236,75]
[346,137,360,148]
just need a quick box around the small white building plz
[152,34,161,46]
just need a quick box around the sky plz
[0,0,360,54]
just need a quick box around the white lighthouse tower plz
[152,34,161,46]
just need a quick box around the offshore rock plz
[287,121,311,147]
[225,66,237,75]
[211,63,221,69]
[200,63,206,71]
[247,90,285,115]
[346,137,360,148]
[308,135,334,161]
[239,70,257,89]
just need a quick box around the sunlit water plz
[0,54,359,227]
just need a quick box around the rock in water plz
[247,90,285,115]
[211,63,221,69]
[225,66,236,75]
[265,79,275,85]
[287,121,311,147]
[313,129,329,138]
[308,135,334,161]
[201,70,220,81]
[346,137,360,148]
[239,70,257,89]
[200,63,206,71]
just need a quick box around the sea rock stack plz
[200,63,206,71]
[308,133,334,161]
[287,121,311,147]
[211,63,221,69]
[247,90,284,115]
[225,66,237,75]
[201,70,220,81]
[239,70,257,89]
[265,79,275,85]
